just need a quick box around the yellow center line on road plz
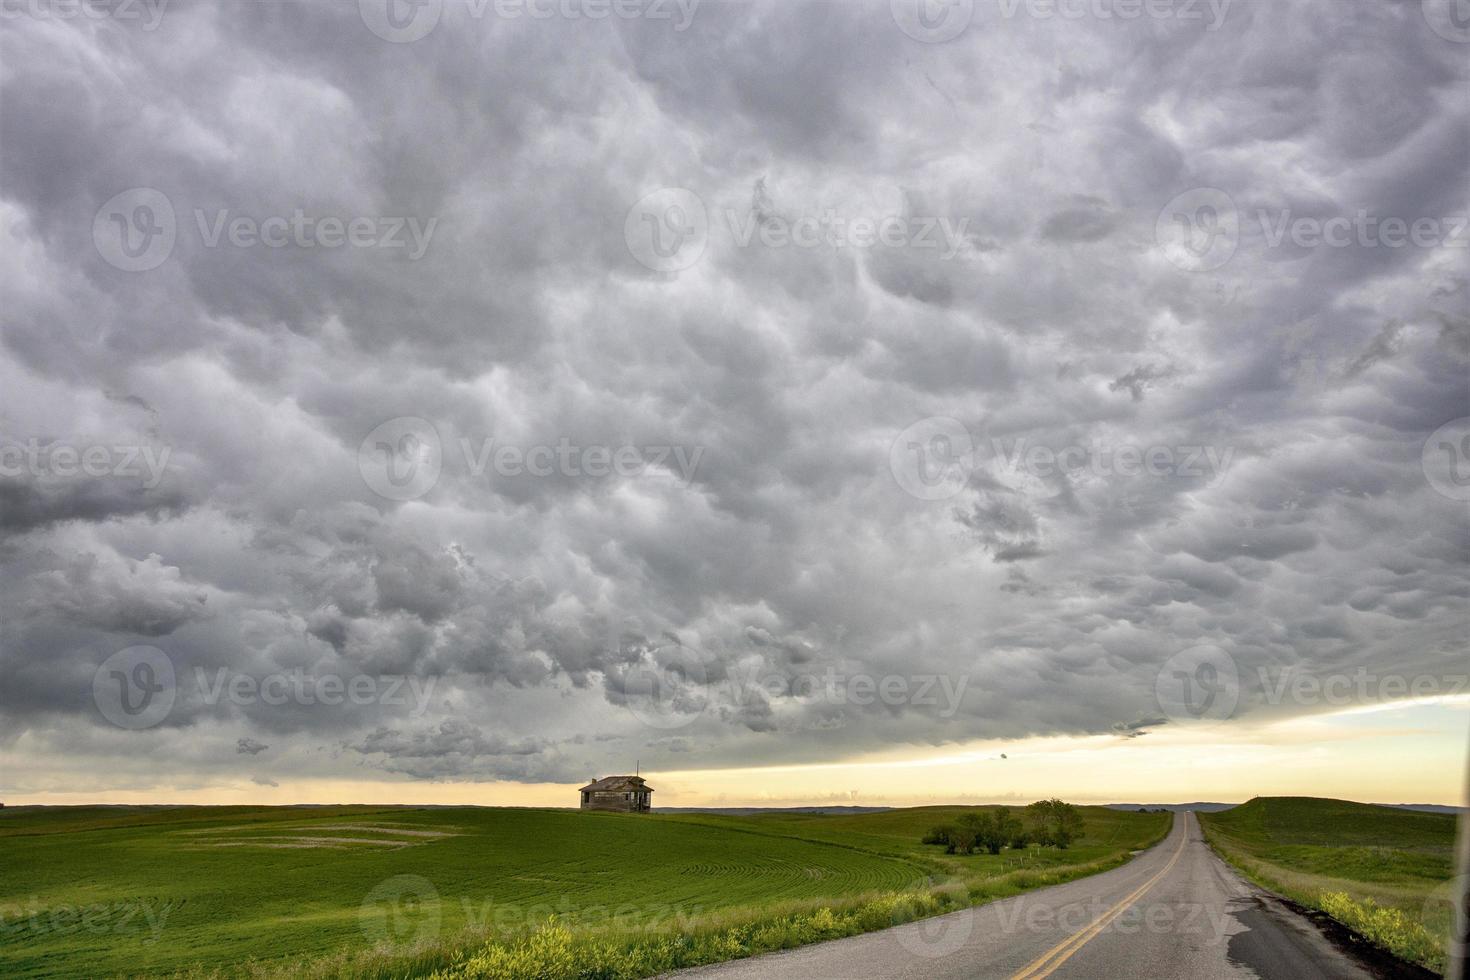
[1009,816,1191,980]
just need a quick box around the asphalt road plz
[667,812,1407,980]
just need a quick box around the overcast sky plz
[1,0,1467,806]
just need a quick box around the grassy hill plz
[690,804,1162,866]
[1199,797,1460,975]
[0,803,1167,979]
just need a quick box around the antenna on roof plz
[636,760,640,777]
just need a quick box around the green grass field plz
[0,803,1168,979]
[1198,797,1461,975]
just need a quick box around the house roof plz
[579,775,654,793]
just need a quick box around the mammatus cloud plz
[0,0,1465,793]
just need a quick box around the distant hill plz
[1105,802,1237,813]
[1201,796,1458,851]
[1381,803,1465,815]
[1107,800,1464,815]
[667,803,1258,816]
[655,806,893,816]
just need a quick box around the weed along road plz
[668,813,1403,980]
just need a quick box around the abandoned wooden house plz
[578,775,653,812]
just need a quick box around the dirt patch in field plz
[178,823,461,850]
[198,836,417,849]
[308,825,459,837]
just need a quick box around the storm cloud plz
[0,0,1466,793]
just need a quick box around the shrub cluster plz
[921,808,1023,855]
[922,800,1083,855]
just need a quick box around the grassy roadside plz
[287,863,1129,980]
[1198,798,1458,976]
[4,805,1171,979]
[414,808,1173,980]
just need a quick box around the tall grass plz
[414,839,1167,980]
[1317,892,1444,973]
[1199,810,1451,976]
[166,833,1167,980]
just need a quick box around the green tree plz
[963,808,1011,855]
[993,808,1023,852]
[1052,801,1082,848]
[963,810,994,855]
[1025,800,1055,846]
[922,824,954,848]
[948,821,978,855]
[1025,799,1083,849]
[960,811,993,855]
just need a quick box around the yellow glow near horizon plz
[7,698,1466,809]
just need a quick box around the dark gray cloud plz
[0,0,1466,792]
[0,476,191,532]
